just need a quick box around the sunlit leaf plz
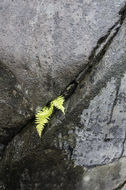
[52,96,65,113]
[35,96,65,137]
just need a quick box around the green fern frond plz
[36,119,48,137]
[52,96,65,113]
[35,96,65,137]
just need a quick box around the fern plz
[35,96,65,137]
[51,96,65,113]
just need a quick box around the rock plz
[1,16,126,189]
[0,121,84,190]
[71,17,126,167]
[0,0,126,144]
[82,157,126,190]
[0,1,126,190]
[0,62,33,145]
[122,184,126,190]
[0,144,5,160]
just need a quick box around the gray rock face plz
[0,0,126,142]
[0,63,32,144]
[71,18,126,167]
[73,77,126,166]
[82,157,126,190]
[0,0,126,190]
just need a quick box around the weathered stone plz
[0,1,126,190]
[121,184,126,190]
[69,17,126,167]
[0,0,126,144]
[0,63,32,144]
[82,157,126,190]
[72,78,125,166]
[0,121,84,190]
[0,144,5,160]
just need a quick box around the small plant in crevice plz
[35,96,65,137]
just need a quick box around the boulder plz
[0,0,126,190]
[0,0,126,143]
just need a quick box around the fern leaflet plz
[35,96,65,137]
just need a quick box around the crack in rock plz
[107,80,121,125]
[1,2,126,160]
[119,131,126,159]
[76,3,126,84]
[112,180,126,190]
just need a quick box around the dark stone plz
[0,1,126,190]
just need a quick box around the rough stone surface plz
[0,0,126,190]
[82,157,126,190]
[0,63,33,145]
[122,184,126,190]
[0,0,126,143]
[71,18,126,167]
[72,78,125,166]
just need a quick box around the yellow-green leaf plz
[52,96,65,113]
[35,96,65,137]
